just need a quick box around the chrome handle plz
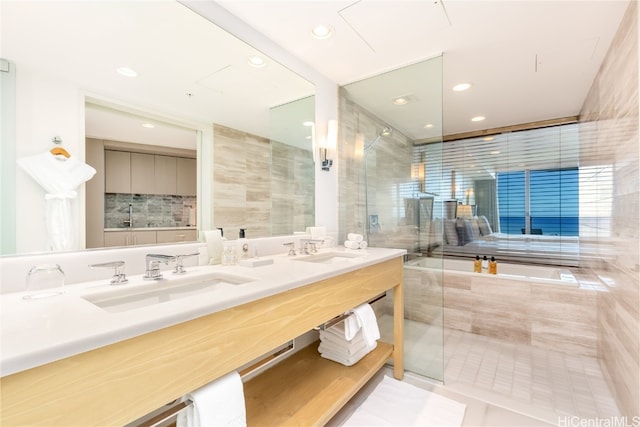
[89,261,128,285]
[173,253,199,274]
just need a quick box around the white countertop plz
[104,226,197,231]
[1,247,405,377]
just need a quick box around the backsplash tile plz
[105,193,196,228]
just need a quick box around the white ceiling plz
[217,0,630,137]
[3,1,630,149]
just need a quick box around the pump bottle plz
[473,255,482,273]
[481,255,489,273]
[489,256,497,274]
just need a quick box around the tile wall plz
[579,0,639,417]
[105,193,196,228]
[337,89,417,249]
[211,124,314,239]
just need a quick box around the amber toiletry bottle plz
[489,256,497,274]
[473,255,482,273]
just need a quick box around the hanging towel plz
[350,304,380,347]
[177,371,246,427]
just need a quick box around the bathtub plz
[395,255,598,356]
[405,257,578,286]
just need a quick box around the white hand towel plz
[323,314,361,341]
[350,304,380,347]
[348,233,364,242]
[319,331,368,356]
[320,328,366,348]
[177,371,246,427]
[359,241,368,249]
[320,341,377,366]
[344,240,360,250]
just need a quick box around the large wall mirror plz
[1,0,315,256]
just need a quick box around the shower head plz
[364,126,393,153]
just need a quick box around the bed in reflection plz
[431,216,604,267]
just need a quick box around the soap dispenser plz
[489,257,497,274]
[238,228,249,259]
[473,255,482,273]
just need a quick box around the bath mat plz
[343,375,466,427]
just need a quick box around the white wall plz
[15,67,86,253]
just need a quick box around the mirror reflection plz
[1,0,315,256]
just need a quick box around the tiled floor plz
[378,315,621,426]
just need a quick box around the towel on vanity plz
[319,331,367,356]
[177,371,246,427]
[350,304,380,347]
[320,341,377,367]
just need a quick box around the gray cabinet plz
[131,153,155,194]
[103,230,157,247]
[156,229,197,243]
[176,157,197,196]
[105,150,131,193]
[154,155,177,195]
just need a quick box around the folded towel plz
[344,240,360,250]
[177,371,246,427]
[320,327,366,348]
[359,241,368,249]
[320,341,377,366]
[350,304,380,347]
[322,313,361,341]
[348,233,364,242]
[319,336,367,356]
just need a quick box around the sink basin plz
[82,272,254,313]
[292,251,365,264]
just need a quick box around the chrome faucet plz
[299,239,324,255]
[89,261,128,285]
[143,254,175,280]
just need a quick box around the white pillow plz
[477,215,493,236]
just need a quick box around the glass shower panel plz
[338,55,444,382]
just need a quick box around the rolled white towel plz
[348,233,364,242]
[359,241,368,249]
[344,240,360,250]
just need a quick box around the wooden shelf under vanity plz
[244,341,393,426]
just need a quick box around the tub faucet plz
[143,254,175,280]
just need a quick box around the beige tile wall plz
[399,267,599,357]
[212,124,314,239]
[579,0,639,417]
[337,89,417,248]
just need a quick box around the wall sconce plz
[457,204,474,218]
[318,119,338,171]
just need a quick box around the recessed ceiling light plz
[453,83,471,92]
[491,150,501,155]
[424,124,434,129]
[116,67,138,77]
[303,121,315,127]
[393,97,409,106]
[248,55,266,68]
[141,123,155,129]
[311,24,333,40]
[471,116,485,122]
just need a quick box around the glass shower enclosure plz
[338,55,445,381]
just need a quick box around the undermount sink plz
[292,251,365,264]
[82,272,255,313]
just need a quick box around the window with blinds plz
[415,122,613,265]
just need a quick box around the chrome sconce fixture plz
[319,119,338,171]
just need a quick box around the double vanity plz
[1,244,405,426]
